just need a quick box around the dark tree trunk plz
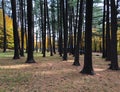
[109,0,119,70]
[26,0,35,63]
[57,0,60,53]
[73,0,84,66]
[32,10,35,52]
[36,30,38,52]
[40,0,44,53]
[94,39,97,52]
[63,0,68,61]
[2,0,7,52]
[58,0,63,57]
[102,0,106,58]
[80,0,94,75]
[11,0,20,59]
[42,0,47,57]
[68,6,74,55]
[74,0,79,56]
[47,0,53,56]
[51,0,56,54]
[106,0,111,61]
[20,0,24,56]
[99,40,102,52]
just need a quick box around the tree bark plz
[11,0,20,59]
[102,0,106,58]
[109,0,119,70]
[63,0,68,61]
[74,0,79,56]
[73,0,84,66]
[26,0,36,63]
[51,0,56,54]
[47,0,53,56]
[40,0,44,53]
[2,0,7,52]
[106,0,111,61]
[58,0,63,57]
[80,0,94,75]
[20,0,24,56]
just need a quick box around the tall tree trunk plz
[63,0,68,61]
[11,0,20,59]
[106,0,111,61]
[73,0,84,66]
[51,0,56,54]
[102,0,106,58]
[57,0,60,53]
[26,0,35,63]
[74,0,79,56]
[68,5,74,55]
[47,0,53,56]
[2,0,7,52]
[109,0,119,70]
[58,0,63,57]
[20,0,24,56]
[80,0,94,75]
[94,39,97,52]
[36,30,38,52]
[40,0,44,53]
[43,0,47,57]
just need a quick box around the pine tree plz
[26,0,36,63]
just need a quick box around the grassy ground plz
[0,51,120,92]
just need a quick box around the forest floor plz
[0,52,120,92]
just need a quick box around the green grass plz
[0,50,56,58]
[0,51,14,58]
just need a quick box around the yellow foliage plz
[0,9,14,49]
